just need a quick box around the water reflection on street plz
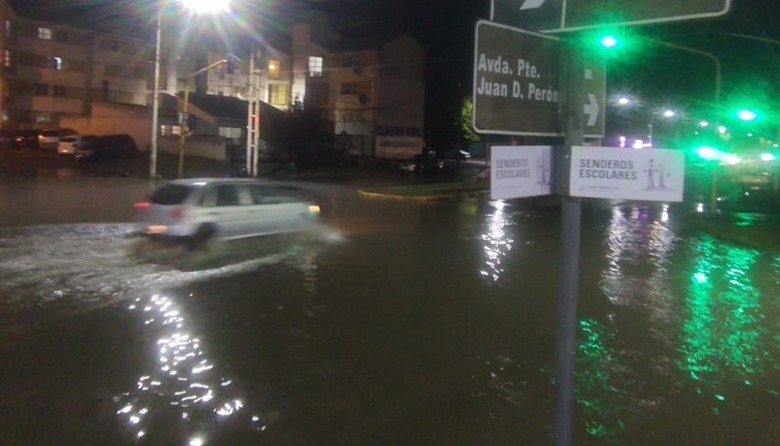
[115,292,261,445]
[1,190,779,445]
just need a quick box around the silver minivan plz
[134,178,321,249]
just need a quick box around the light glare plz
[181,0,231,14]
[737,109,757,121]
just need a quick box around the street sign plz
[473,20,562,136]
[472,20,605,137]
[569,146,685,201]
[492,0,732,32]
[491,145,552,199]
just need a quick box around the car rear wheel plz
[187,223,216,251]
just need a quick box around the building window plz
[3,50,11,68]
[53,85,67,97]
[308,56,322,77]
[51,57,63,70]
[5,20,12,39]
[269,84,289,106]
[341,82,358,95]
[38,27,52,40]
[385,126,404,136]
[34,83,49,96]
[267,59,280,78]
[35,112,51,123]
[55,30,67,43]
[405,127,422,137]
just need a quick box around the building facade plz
[291,23,426,160]
[0,1,426,162]
[0,1,151,133]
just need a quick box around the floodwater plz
[1,176,779,445]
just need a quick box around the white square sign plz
[570,146,685,202]
[491,145,552,199]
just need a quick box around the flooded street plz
[1,176,779,445]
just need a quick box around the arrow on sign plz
[584,93,599,126]
[519,0,546,10]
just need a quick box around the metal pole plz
[650,39,721,104]
[177,80,189,178]
[174,59,225,178]
[245,49,254,176]
[553,41,586,446]
[711,164,719,212]
[149,4,162,179]
[253,69,260,177]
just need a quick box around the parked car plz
[58,134,97,156]
[399,154,445,173]
[133,178,321,250]
[13,129,44,149]
[39,128,78,151]
[75,134,137,161]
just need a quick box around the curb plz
[358,189,488,202]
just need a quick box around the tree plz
[458,96,480,145]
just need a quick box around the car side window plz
[248,185,272,204]
[215,185,241,206]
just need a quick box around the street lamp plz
[648,108,678,148]
[149,0,231,179]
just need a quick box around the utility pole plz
[246,48,261,177]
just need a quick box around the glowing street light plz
[736,109,757,121]
[149,0,231,179]
[187,0,231,14]
[600,35,619,48]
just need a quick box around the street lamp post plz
[148,0,231,179]
[149,5,163,179]
[177,59,228,178]
[651,39,721,103]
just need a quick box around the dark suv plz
[75,134,138,161]
[13,129,43,149]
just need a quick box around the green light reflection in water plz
[576,319,626,438]
[574,229,776,443]
[679,235,764,392]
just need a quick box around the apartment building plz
[204,22,426,160]
[290,23,426,159]
[0,1,152,132]
[0,0,426,161]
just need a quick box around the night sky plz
[10,0,780,147]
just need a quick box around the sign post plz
[478,3,726,445]
[552,41,585,446]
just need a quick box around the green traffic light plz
[600,35,619,48]
[695,146,723,160]
[736,109,757,121]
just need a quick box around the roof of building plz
[184,92,288,141]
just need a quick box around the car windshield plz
[41,130,59,137]
[61,137,77,142]
[149,184,193,205]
